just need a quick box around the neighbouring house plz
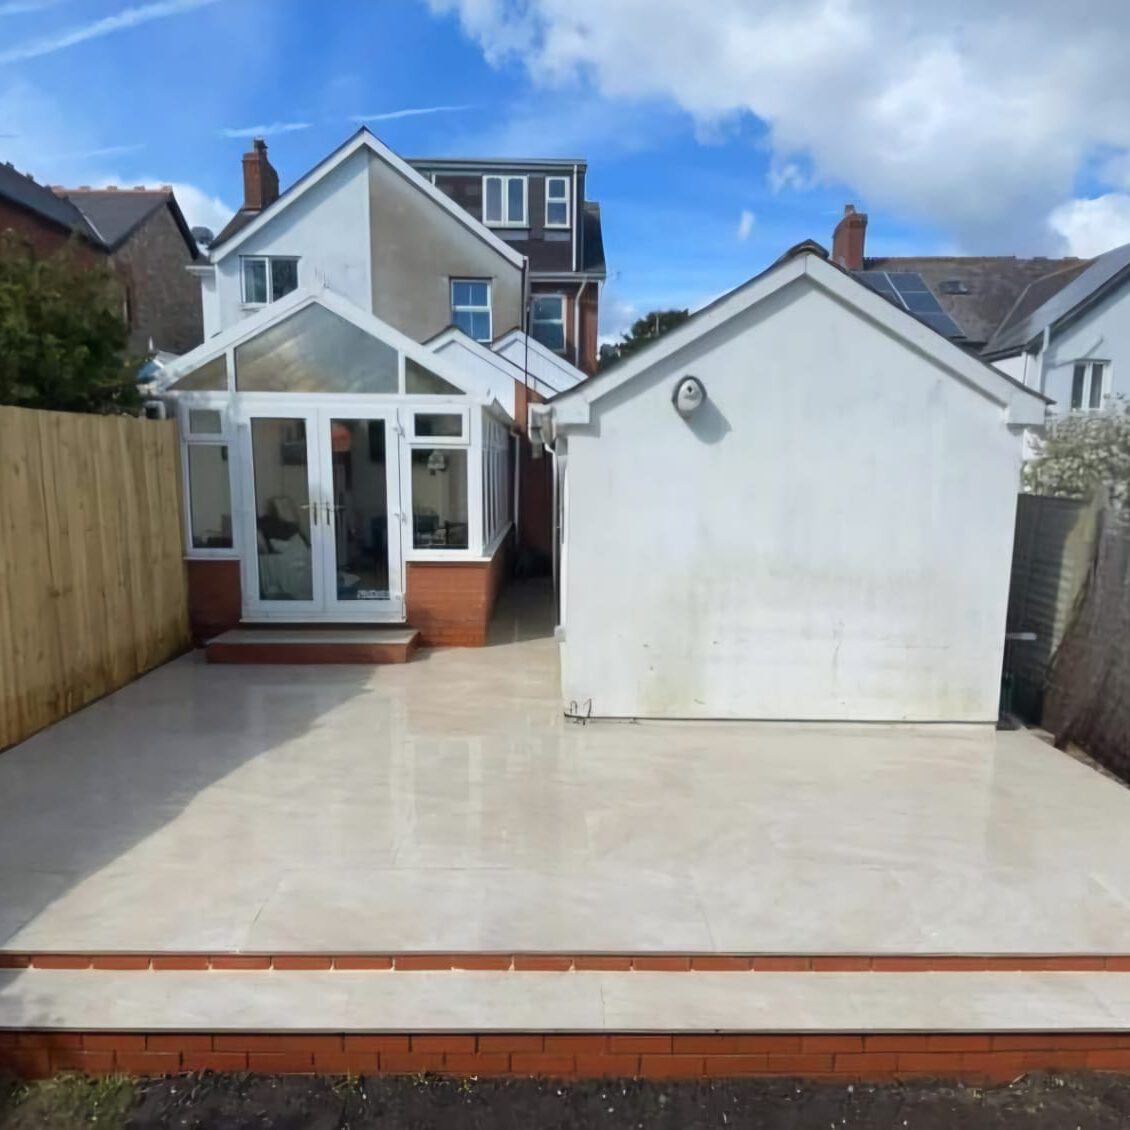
[0,162,203,354]
[407,156,606,375]
[830,204,1130,419]
[530,242,1046,722]
[162,129,594,645]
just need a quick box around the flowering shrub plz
[1023,398,1130,507]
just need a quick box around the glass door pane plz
[325,417,401,610]
[249,417,319,606]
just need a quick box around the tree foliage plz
[1023,400,1130,507]
[599,308,690,370]
[0,232,139,414]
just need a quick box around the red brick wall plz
[513,383,554,563]
[0,200,73,257]
[186,559,241,642]
[578,281,599,376]
[406,534,511,646]
[110,204,203,355]
[7,1030,1130,1083]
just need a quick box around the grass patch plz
[0,1074,135,1130]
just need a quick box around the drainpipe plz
[573,279,586,371]
[1038,325,1051,396]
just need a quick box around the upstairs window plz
[1071,361,1109,410]
[241,256,299,305]
[545,176,570,228]
[531,294,566,353]
[482,174,527,227]
[451,279,492,342]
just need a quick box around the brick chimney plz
[832,204,868,271]
[242,137,279,212]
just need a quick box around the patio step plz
[4,967,1130,1082]
[205,627,420,665]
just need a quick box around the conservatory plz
[163,286,515,637]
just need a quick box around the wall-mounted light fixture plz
[672,375,706,418]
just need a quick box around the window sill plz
[544,223,571,230]
[484,223,530,231]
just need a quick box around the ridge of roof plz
[545,244,1047,427]
[208,128,523,269]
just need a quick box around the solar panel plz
[854,270,965,340]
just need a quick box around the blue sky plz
[3,0,1130,340]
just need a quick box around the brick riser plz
[5,1031,1130,1082]
[5,953,1130,972]
[205,638,419,665]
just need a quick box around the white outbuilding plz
[531,243,1048,723]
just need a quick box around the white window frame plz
[240,255,300,307]
[451,278,493,343]
[178,395,239,560]
[545,176,570,229]
[1070,359,1110,412]
[531,293,567,354]
[409,406,470,446]
[482,174,528,228]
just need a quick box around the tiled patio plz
[3,583,1130,957]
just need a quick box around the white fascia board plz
[545,251,1046,430]
[209,130,525,270]
[492,329,586,393]
[549,255,807,417]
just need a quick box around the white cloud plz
[159,180,233,234]
[426,0,1130,253]
[736,209,755,241]
[220,122,311,139]
[1048,194,1130,258]
[0,0,220,64]
[351,105,471,123]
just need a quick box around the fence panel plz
[0,405,189,750]
[1004,494,1100,721]
[1043,510,1130,780]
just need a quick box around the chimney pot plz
[832,202,868,271]
[242,137,279,212]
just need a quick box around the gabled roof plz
[859,255,1084,347]
[0,161,97,240]
[208,128,525,269]
[983,241,1130,356]
[63,188,198,257]
[542,243,1047,432]
[492,327,587,396]
[162,282,509,419]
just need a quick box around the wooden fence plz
[0,405,189,750]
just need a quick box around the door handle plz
[299,502,318,526]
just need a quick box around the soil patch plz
[4,1072,1130,1129]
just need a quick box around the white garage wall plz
[561,277,1024,722]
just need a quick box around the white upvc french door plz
[238,399,403,622]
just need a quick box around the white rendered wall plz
[560,277,1024,722]
[1038,286,1130,414]
[212,150,373,333]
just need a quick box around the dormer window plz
[241,256,299,306]
[545,176,570,228]
[482,175,527,227]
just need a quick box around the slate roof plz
[63,188,196,253]
[0,165,197,257]
[212,206,258,246]
[860,255,1084,348]
[984,242,1130,356]
[581,201,605,275]
[0,161,94,239]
